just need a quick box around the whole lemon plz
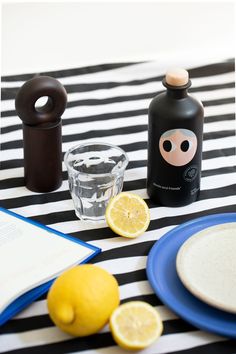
[47,264,120,336]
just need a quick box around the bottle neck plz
[166,88,188,99]
[162,78,191,99]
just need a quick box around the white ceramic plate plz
[176,222,236,313]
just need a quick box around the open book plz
[0,207,101,325]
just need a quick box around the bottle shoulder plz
[149,92,204,118]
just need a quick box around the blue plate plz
[146,213,236,339]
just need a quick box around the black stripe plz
[0,320,198,354]
[202,166,236,177]
[0,141,148,170]
[1,316,196,340]
[1,59,234,84]
[18,193,236,243]
[0,191,72,209]
[124,173,236,193]
[149,205,236,233]
[203,147,235,159]
[190,81,235,92]
[0,166,235,210]
[0,294,163,334]
[1,109,148,134]
[0,160,147,190]
[203,130,235,140]
[1,93,234,118]
[63,95,234,108]
[115,269,147,286]
[94,203,236,244]
[78,198,236,263]
[1,81,234,102]
[0,294,165,335]
[204,113,235,123]
[2,110,235,137]
[0,333,116,354]
[187,59,235,77]
[0,146,234,171]
[121,293,163,306]
[125,172,236,192]
[1,62,140,82]
[163,319,197,335]
[203,97,234,106]
[1,126,235,151]
[0,315,53,334]
[1,141,147,170]
[169,340,236,354]
[1,124,148,150]
[0,177,25,189]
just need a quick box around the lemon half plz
[110,301,163,350]
[105,192,150,238]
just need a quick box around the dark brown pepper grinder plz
[15,76,67,193]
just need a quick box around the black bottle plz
[147,68,204,207]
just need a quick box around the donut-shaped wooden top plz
[15,76,67,125]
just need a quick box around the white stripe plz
[40,194,236,247]
[0,148,148,178]
[13,280,154,322]
[0,326,224,353]
[1,152,235,183]
[1,114,147,143]
[148,195,236,221]
[89,196,236,251]
[2,164,236,204]
[1,112,234,143]
[43,101,236,120]
[1,99,235,129]
[95,256,147,274]
[203,135,236,151]
[202,155,236,170]
[2,150,235,200]
[0,130,148,160]
[80,191,236,237]
[203,120,235,133]
[0,181,148,202]
[120,280,153,299]
[0,327,72,351]
[0,167,24,180]
[201,173,236,190]
[123,166,236,183]
[13,300,49,319]
[14,302,176,323]
[1,85,234,112]
[0,123,235,164]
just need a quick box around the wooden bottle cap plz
[165,68,189,86]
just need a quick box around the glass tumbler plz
[64,142,129,221]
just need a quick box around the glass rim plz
[64,141,129,177]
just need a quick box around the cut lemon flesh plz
[105,192,150,238]
[110,301,163,350]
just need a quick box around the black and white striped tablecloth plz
[1,59,236,353]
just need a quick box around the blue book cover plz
[0,206,101,326]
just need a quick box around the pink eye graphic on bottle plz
[159,129,197,166]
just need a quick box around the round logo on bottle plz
[183,165,198,182]
[159,128,197,166]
